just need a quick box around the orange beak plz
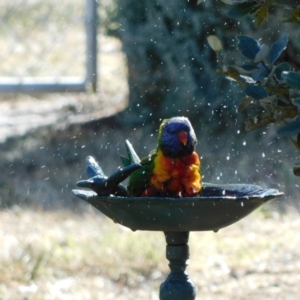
[178,130,188,146]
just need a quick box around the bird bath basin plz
[73,183,282,232]
[73,166,282,299]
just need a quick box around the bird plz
[128,116,202,197]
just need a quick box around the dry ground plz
[1,206,300,300]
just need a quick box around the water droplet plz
[262,153,265,158]
[243,141,246,146]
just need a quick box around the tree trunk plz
[116,0,241,128]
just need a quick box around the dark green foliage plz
[282,71,300,90]
[213,34,299,128]
[209,32,300,175]
[237,35,261,60]
[270,34,289,64]
[274,62,291,80]
[226,0,300,27]
[244,85,268,100]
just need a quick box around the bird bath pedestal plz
[160,231,195,299]
[73,183,283,300]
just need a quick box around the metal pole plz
[0,77,86,93]
[85,0,98,92]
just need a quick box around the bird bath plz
[73,155,283,299]
[73,183,281,232]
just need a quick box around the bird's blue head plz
[158,116,197,158]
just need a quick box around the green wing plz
[127,151,156,196]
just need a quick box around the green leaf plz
[207,35,223,52]
[269,34,288,64]
[244,85,268,100]
[274,62,291,80]
[282,71,300,90]
[253,44,269,63]
[228,3,257,19]
[252,71,268,81]
[278,119,300,136]
[237,35,261,60]
[251,62,270,80]
[292,97,300,106]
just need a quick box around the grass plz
[0,0,118,78]
[0,0,86,77]
[1,206,300,299]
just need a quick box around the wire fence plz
[0,0,98,93]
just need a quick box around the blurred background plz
[1,0,300,299]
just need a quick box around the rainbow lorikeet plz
[128,116,202,197]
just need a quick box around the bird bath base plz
[160,232,196,300]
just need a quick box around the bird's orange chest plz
[150,150,201,196]
[161,157,189,178]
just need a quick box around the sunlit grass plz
[0,0,86,77]
[1,206,300,299]
[0,0,122,79]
